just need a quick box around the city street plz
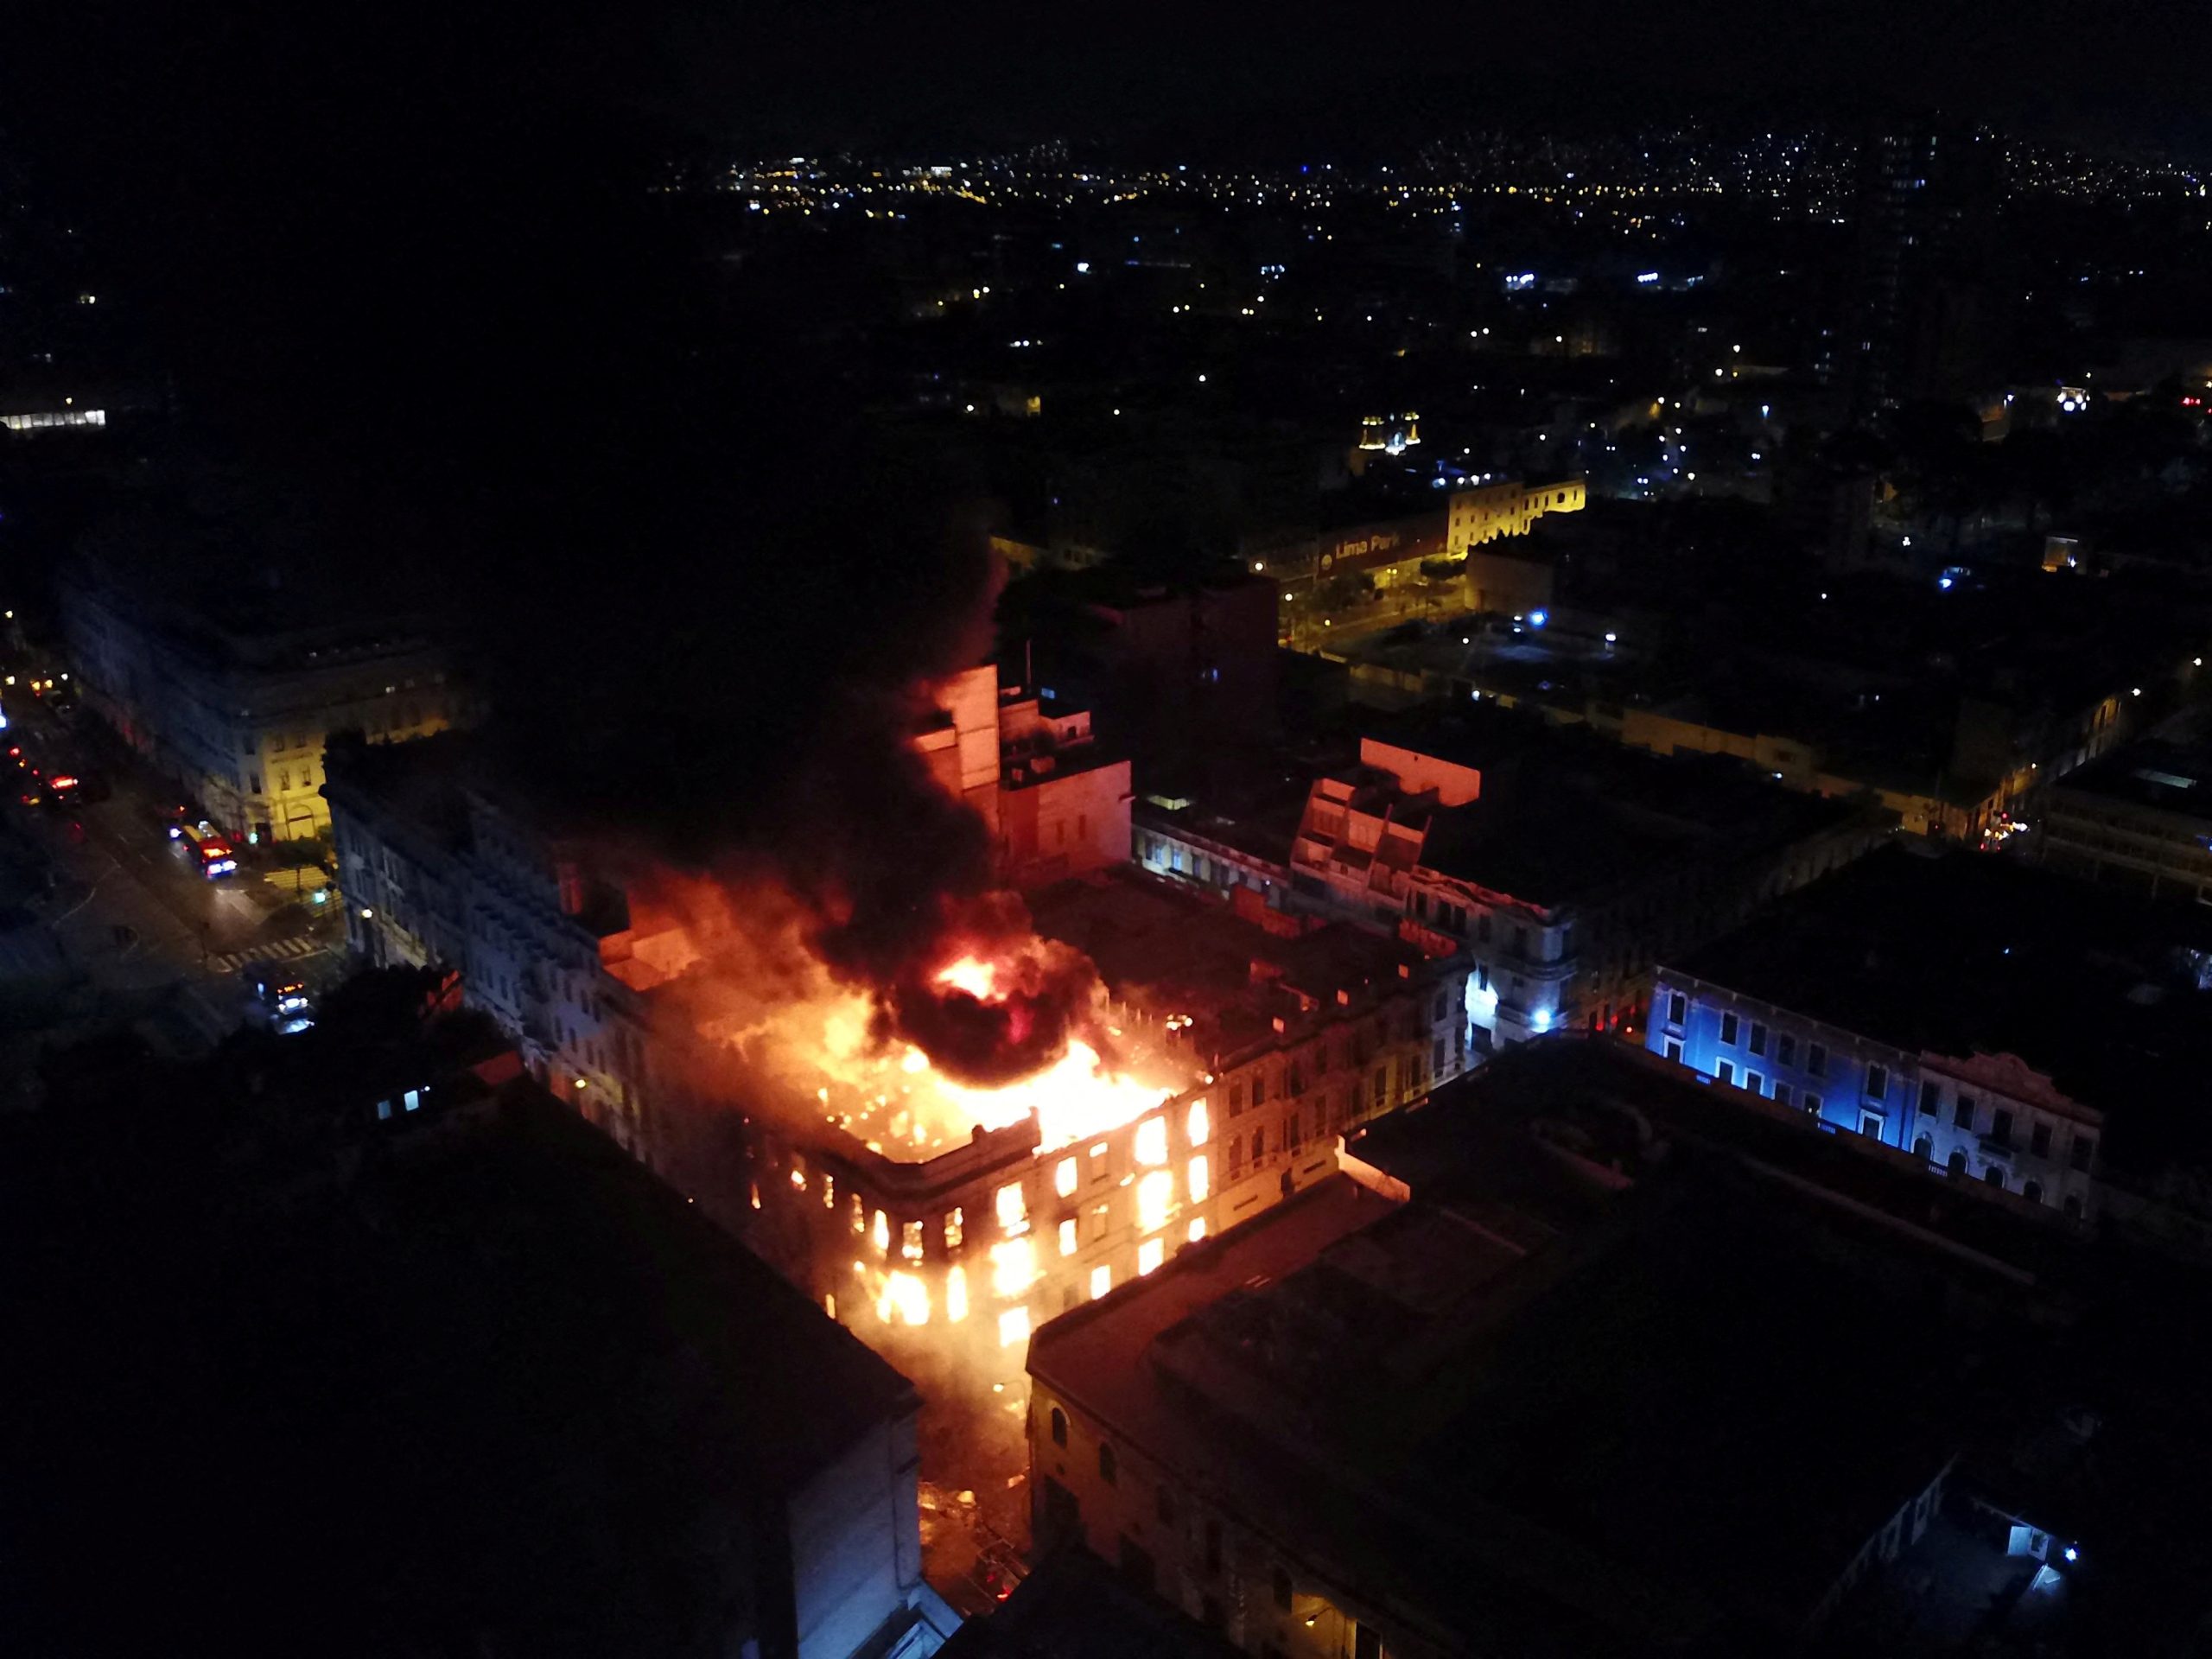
[0,694,346,1054]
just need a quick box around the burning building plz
[323,662,1464,1388]
[732,871,1467,1369]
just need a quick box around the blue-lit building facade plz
[1647,968,2104,1222]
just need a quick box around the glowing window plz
[1058,1217,1077,1256]
[1136,1169,1173,1233]
[878,1270,930,1325]
[1054,1156,1077,1198]
[996,1182,1029,1237]
[823,1174,836,1211]
[946,1265,969,1322]
[1186,1098,1210,1145]
[1090,1264,1112,1300]
[998,1306,1032,1349]
[850,1195,865,1235]
[1135,1116,1168,1166]
[1187,1154,1211,1203]
[990,1236,1040,1297]
[1138,1236,1166,1275]
[944,1206,963,1249]
[871,1210,889,1252]
[1187,1217,1207,1243]
[901,1220,925,1263]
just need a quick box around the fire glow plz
[745,950,1185,1163]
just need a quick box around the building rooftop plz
[0,1058,918,1653]
[1032,1044,2037,1649]
[2053,723,2212,818]
[1029,868,1428,1071]
[1668,845,2212,1176]
[1364,704,1867,908]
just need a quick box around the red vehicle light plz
[50,775,78,790]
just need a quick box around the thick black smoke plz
[35,2,1104,1078]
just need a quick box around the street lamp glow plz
[359,906,375,919]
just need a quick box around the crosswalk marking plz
[206,934,330,976]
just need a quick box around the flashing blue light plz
[1074,261,1090,274]
[1527,609,1548,628]
[2063,1546,2079,1563]
[311,889,327,905]
[1530,1008,1554,1034]
[1636,271,1660,284]
[1937,575,1955,590]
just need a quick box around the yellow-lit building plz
[1445,475,1584,556]
[58,551,460,844]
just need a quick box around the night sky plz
[4,0,2206,838]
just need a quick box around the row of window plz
[1673,993,2102,1176]
[1700,1001,1839,1081]
[1669,1039,2094,1214]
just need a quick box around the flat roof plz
[1668,846,2212,1173]
[1033,1048,2024,1647]
[2053,728,2212,820]
[1364,705,1866,907]
[1029,868,1429,1069]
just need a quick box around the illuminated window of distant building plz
[376,1100,391,1121]
[1719,1012,1739,1046]
[404,1088,421,1112]
[1058,1218,1077,1256]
